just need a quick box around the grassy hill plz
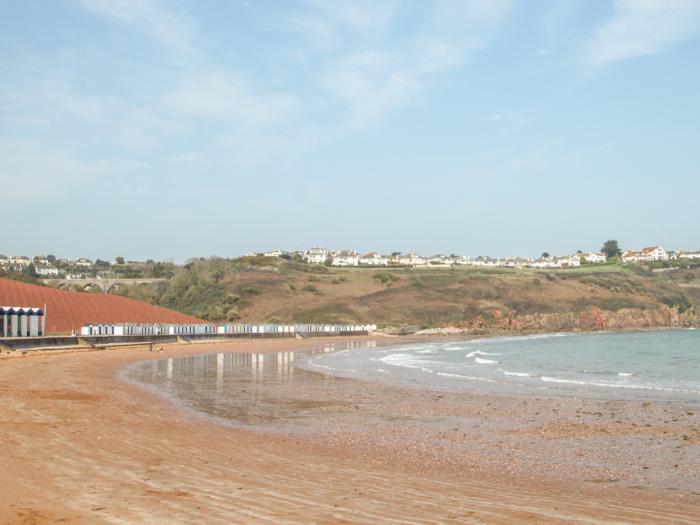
[112,257,700,331]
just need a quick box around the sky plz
[1,0,699,262]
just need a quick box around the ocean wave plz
[471,333,569,345]
[539,376,694,393]
[474,357,499,365]
[442,343,469,351]
[466,350,502,358]
[380,353,430,370]
[436,372,496,383]
[503,371,531,377]
[306,360,338,372]
[618,372,634,377]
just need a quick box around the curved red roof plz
[0,278,201,334]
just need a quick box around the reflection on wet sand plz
[129,341,377,428]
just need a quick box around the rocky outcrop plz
[443,305,697,334]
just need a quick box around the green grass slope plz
[113,257,699,330]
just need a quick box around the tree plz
[601,240,621,259]
[541,252,550,259]
[115,256,125,265]
[23,263,39,278]
[47,254,56,264]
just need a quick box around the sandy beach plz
[1,337,699,524]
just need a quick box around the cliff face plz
[461,306,697,334]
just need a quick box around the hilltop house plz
[451,255,472,265]
[501,256,532,268]
[622,246,668,263]
[471,256,498,267]
[36,266,59,277]
[359,252,389,266]
[556,255,581,268]
[529,254,580,269]
[396,253,426,266]
[331,251,359,267]
[74,257,94,267]
[9,256,31,266]
[427,255,451,266]
[580,252,607,264]
[304,247,329,265]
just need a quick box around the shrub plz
[373,272,398,284]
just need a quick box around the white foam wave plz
[466,350,502,358]
[618,372,634,377]
[504,371,531,377]
[539,376,693,393]
[380,353,430,370]
[471,333,569,345]
[436,372,496,383]
[474,357,499,365]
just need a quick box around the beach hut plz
[1,306,45,337]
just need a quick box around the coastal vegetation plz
[108,256,699,330]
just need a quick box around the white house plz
[530,257,557,269]
[581,252,607,264]
[556,255,581,268]
[451,255,472,265]
[36,267,59,277]
[642,246,668,261]
[74,257,94,267]
[472,256,498,267]
[331,251,359,267]
[622,246,668,263]
[359,252,389,266]
[9,256,31,266]
[678,250,700,260]
[502,257,531,268]
[427,255,451,266]
[303,247,329,265]
[263,250,283,257]
[397,253,426,266]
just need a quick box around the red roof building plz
[0,278,201,334]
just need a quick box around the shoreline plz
[1,336,699,523]
[296,330,700,405]
[2,322,696,358]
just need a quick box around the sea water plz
[301,330,700,401]
[123,331,700,429]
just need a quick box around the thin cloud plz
[313,0,513,123]
[78,0,200,54]
[585,0,700,67]
[163,73,299,128]
[0,139,148,200]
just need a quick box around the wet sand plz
[1,337,699,524]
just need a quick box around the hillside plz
[0,278,202,334]
[114,257,700,332]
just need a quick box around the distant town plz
[1,244,699,281]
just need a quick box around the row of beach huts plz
[79,323,378,337]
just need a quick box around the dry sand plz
[1,337,699,524]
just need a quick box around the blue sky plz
[2,0,699,261]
